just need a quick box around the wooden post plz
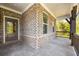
[70,5,77,45]
[65,5,77,45]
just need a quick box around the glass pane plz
[43,13,48,23]
[43,24,47,34]
[7,22,13,34]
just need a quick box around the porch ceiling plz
[0,3,78,18]
[44,3,73,17]
[0,3,29,13]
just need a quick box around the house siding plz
[21,4,56,48]
[0,7,21,44]
[21,4,37,48]
[0,9,3,43]
[36,4,56,47]
[0,4,56,48]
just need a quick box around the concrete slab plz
[0,37,76,56]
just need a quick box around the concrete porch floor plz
[0,37,76,56]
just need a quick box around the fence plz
[56,31,70,38]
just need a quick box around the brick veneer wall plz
[21,4,56,48]
[36,4,56,47]
[21,4,37,48]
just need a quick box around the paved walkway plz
[0,37,76,56]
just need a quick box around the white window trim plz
[3,15,20,44]
[43,23,48,25]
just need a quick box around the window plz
[43,24,47,34]
[7,22,14,34]
[43,13,48,23]
[43,13,48,34]
[53,27,54,32]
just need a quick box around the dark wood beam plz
[70,5,77,45]
[65,18,70,24]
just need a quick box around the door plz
[5,17,18,42]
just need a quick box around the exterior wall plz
[21,4,56,48]
[0,4,56,47]
[0,7,21,44]
[0,9,3,43]
[36,4,56,47]
[21,4,37,48]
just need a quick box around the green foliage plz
[56,20,70,38]
[56,20,70,32]
[76,16,79,35]
[7,22,13,34]
[59,22,67,31]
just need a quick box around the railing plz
[56,31,70,38]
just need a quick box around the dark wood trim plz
[65,18,70,24]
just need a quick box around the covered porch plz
[0,3,79,56]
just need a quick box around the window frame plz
[43,12,48,34]
[3,16,20,44]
